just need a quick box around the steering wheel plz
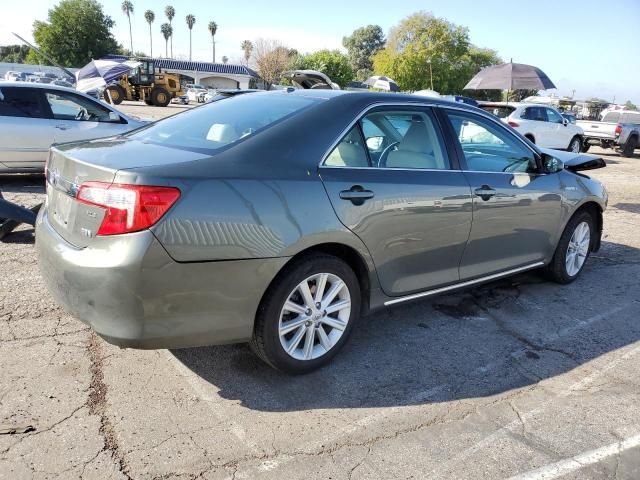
[377,141,400,167]
[75,108,88,121]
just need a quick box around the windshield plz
[480,105,516,118]
[129,92,319,153]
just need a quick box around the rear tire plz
[567,136,582,153]
[151,87,171,107]
[621,136,637,158]
[250,254,360,374]
[103,85,125,105]
[545,211,595,284]
[580,142,591,153]
[144,97,153,106]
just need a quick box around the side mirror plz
[562,118,568,126]
[542,154,564,173]
[108,111,122,123]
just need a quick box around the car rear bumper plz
[35,208,289,349]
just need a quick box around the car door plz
[521,106,554,147]
[42,90,130,144]
[320,106,473,296]
[442,108,562,280]
[544,107,567,148]
[0,86,55,171]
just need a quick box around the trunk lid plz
[282,70,340,90]
[45,138,208,247]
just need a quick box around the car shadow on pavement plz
[171,240,640,412]
[613,202,640,214]
[0,174,46,194]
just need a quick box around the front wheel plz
[251,254,360,374]
[568,136,582,153]
[545,211,594,284]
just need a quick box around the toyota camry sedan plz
[36,90,607,374]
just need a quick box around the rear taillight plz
[508,121,520,128]
[76,182,180,235]
[615,124,622,136]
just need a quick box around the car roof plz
[0,81,79,94]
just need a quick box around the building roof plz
[103,55,259,77]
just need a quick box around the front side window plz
[446,111,537,173]
[0,87,47,118]
[45,91,117,122]
[359,109,449,169]
[130,92,318,153]
[545,108,563,124]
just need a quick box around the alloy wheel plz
[570,138,581,153]
[565,221,590,276]
[278,273,351,361]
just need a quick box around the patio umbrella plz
[464,62,556,91]
[365,76,400,92]
[75,58,141,92]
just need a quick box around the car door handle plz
[339,186,374,205]
[474,185,496,201]
[55,124,69,130]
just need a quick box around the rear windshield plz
[129,93,318,152]
[480,105,515,118]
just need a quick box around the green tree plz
[144,10,155,57]
[459,47,503,101]
[165,5,175,57]
[0,45,31,63]
[160,23,172,57]
[121,1,134,56]
[241,40,253,65]
[342,25,385,79]
[186,14,196,61]
[208,21,217,62]
[299,49,354,88]
[25,0,120,67]
[624,100,638,111]
[372,11,500,94]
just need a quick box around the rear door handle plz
[339,186,374,205]
[55,124,69,130]
[474,185,496,201]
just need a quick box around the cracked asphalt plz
[1,111,639,480]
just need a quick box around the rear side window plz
[522,107,547,122]
[0,87,47,118]
[130,93,318,152]
[325,126,369,167]
[480,105,515,118]
[602,112,620,123]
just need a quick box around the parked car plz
[577,110,640,157]
[202,88,259,103]
[185,84,207,102]
[36,90,607,373]
[479,102,584,152]
[0,82,147,173]
[4,71,21,81]
[171,94,189,105]
[282,70,341,90]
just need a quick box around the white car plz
[185,84,207,103]
[480,102,584,152]
[0,82,147,173]
[4,71,22,81]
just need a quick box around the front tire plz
[251,254,360,374]
[151,87,171,107]
[103,85,125,105]
[545,211,594,284]
[568,136,582,153]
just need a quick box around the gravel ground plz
[0,143,639,480]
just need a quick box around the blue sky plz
[1,0,638,103]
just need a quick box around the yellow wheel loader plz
[104,60,183,107]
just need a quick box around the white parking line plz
[507,432,640,480]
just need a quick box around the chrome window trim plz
[318,101,541,171]
[384,261,545,306]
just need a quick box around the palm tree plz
[160,23,173,58]
[208,21,217,62]
[144,10,155,57]
[121,1,134,55]
[240,40,253,65]
[185,14,196,61]
[164,6,175,57]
